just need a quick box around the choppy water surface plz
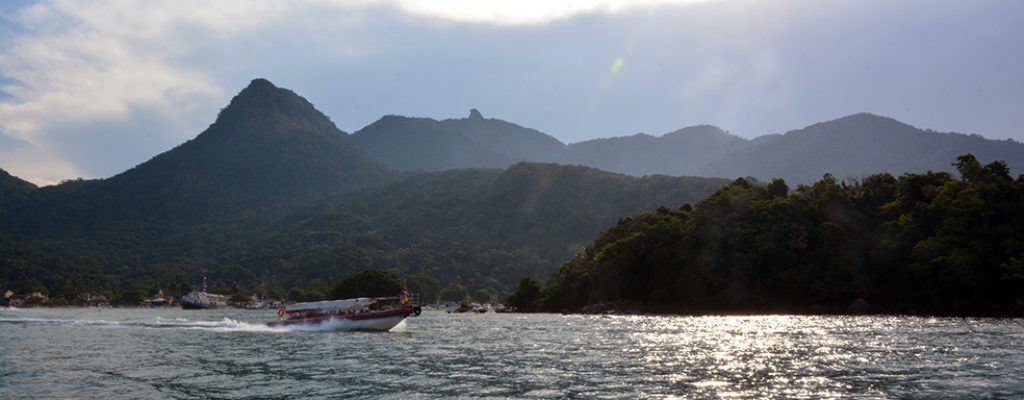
[1,308,1022,399]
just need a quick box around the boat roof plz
[286,297,373,312]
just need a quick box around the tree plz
[439,282,468,302]
[766,178,789,199]
[531,155,1024,315]
[330,270,403,299]
[405,273,441,303]
[473,288,493,304]
[113,290,144,306]
[507,277,542,312]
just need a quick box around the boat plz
[180,276,228,310]
[180,290,227,309]
[146,289,169,307]
[267,295,421,331]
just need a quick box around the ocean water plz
[1,308,1022,399]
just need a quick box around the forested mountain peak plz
[26,79,391,223]
[791,112,918,139]
[203,78,348,143]
[0,167,37,192]
[659,125,747,149]
[0,167,37,210]
[350,107,1024,183]
[709,112,1024,183]
[661,124,736,139]
[351,109,566,171]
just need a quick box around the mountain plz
[0,79,728,303]
[0,162,726,302]
[5,77,1020,304]
[708,113,1024,183]
[230,163,728,293]
[0,168,36,211]
[350,109,564,171]
[350,111,1024,183]
[565,125,748,177]
[100,78,390,217]
[11,78,391,229]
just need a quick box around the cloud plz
[0,131,79,185]
[5,0,715,184]
[0,1,241,183]
[1,0,1021,185]
[389,0,714,25]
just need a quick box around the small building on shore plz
[5,292,48,307]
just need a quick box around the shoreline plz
[8,304,1024,319]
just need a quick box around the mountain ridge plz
[349,110,1023,183]
[350,109,565,171]
[708,112,1024,182]
[0,167,37,212]
[0,79,729,302]
[2,79,1022,303]
[7,78,392,226]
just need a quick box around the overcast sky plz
[1,0,1022,185]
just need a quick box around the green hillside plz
[0,80,726,304]
[531,154,1024,316]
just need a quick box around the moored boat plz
[180,275,228,310]
[267,295,421,331]
[180,290,228,309]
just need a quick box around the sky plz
[0,0,1022,186]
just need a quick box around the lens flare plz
[610,57,625,74]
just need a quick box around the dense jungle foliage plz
[522,154,1024,315]
[0,163,724,305]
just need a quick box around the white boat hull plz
[320,314,406,331]
[268,308,413,332]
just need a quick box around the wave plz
[0,314,408,333]
[0,316,287,333]
[153,317,287,333]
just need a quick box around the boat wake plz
[0,316,287,333]
[277,317,374,332]
[154,317,287,333]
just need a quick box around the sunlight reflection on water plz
[1,309,1022,399]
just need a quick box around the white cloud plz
[390,0,714,26]
[1,0,712,184]
[0,132,80,186]
[1,0,1020,184]
[0,0,243,183]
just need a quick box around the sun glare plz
[393,0,717,25]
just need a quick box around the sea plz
[1,307,1022,399]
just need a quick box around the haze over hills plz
[351,110,1024,183]
[350,109,564,171]
[707,113,1024,183]
[0,79,726,302]
[564,125,747,177]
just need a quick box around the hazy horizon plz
[1,0,1022,185]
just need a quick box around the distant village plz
[4,288,509,314]
[3,289,282,309]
